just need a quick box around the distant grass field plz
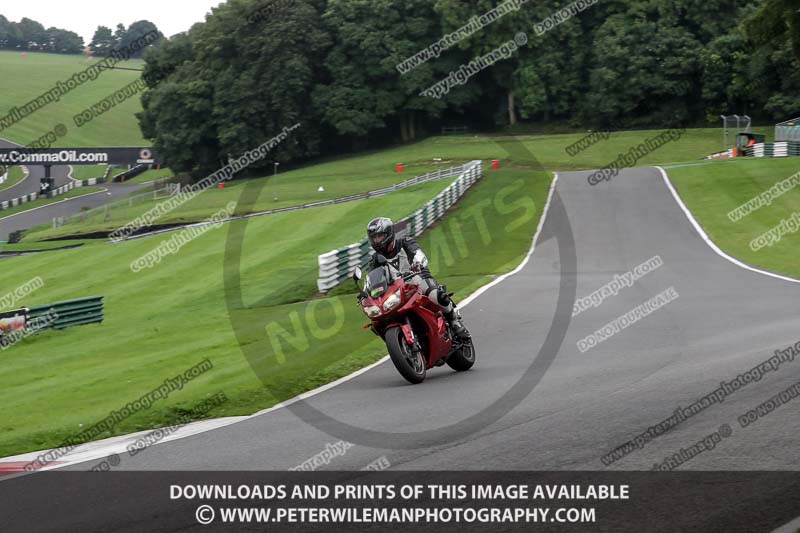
[667,158,800,279]
[0,165,26,191]
[21,127,751,241]
[0,166,550,457]
[0,50,146,147]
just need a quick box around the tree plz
[16,17,46,50]
[138,0,331,177]
[314,0,447,142]
[434,0,535,127]
[114,23,127,44]
[583,3,700,127]
[744,0,800,62]
[0,15,23,49]
[751,40,800,120]
[89,26,116,56]
[134,0,800,161]
[116,20,162,57]
[139,75,218,175]
[513,0,601,125]
[44,28,84,54]
[700,30,754,120]
[141,33,194,87]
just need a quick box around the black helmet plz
[367,217,396,255]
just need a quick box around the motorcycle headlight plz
[363,305,382,318]
[382,292,401,312]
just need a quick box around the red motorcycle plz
[352,256,475,384]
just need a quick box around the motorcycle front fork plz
[406,317,423,355]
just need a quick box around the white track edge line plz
[661,164,800,533]
[657,166,800,284]
[0,188,109,221]
[18,171,561,472]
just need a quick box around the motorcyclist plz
[365,217,468,338]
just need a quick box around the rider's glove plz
[412,249,428,269]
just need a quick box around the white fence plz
[316,160,483,292]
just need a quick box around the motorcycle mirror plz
[352,267,365,297]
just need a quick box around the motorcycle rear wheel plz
[386,326,426,384]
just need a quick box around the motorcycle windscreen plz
[365,267,390,298]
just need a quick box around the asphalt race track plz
[0,138,72,204]
[4,166,800,532]
[61,166,800,471]
[0,181,151,240]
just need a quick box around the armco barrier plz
[745,141,800,158]
[113,164,148,182]
[118,163,471,242]
[0,179,88,212]
[0,191,38,211]
[27,296,104,330]
[0,171,116,212]
[316,160,483,292]
[79,176,108,186]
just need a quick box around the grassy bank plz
[0,50,146,147]
[0,166,26,192]
[667,158,800,278]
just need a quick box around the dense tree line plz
[143,0,800,176]
[89,21,163,57]
[0,15,162,56]
[0,15,84,54]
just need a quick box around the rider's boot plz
[438,285,468,338]
[443,305,468,338]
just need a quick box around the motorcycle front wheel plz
[386,326,426,384]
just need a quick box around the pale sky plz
[2,0,228,43]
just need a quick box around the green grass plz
[0,165,26,191]
[69,165,173,185]
[69,165,109,181]
[119,167,174,184]
[21,161,453,241]
[21,127,746,242]
[0,165,549,457]
[0,50,146,147]
[667,158,800,278]
[0,186,105,219]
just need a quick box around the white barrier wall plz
[316,160,483,292]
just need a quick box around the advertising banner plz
[0,147,160,166]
